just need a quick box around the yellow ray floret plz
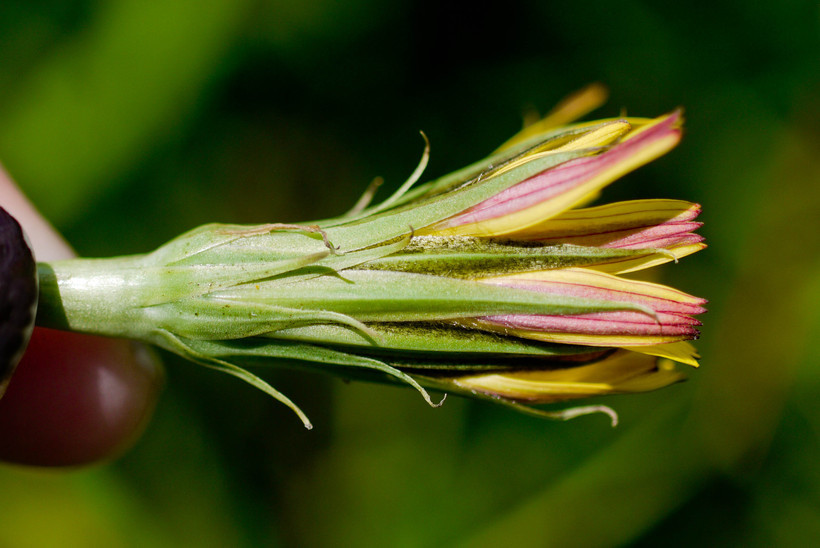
[453,351,685,403]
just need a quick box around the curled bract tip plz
[549,405,619,427]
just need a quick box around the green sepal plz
[139,253,330,306]
[172,336,446,415]
[149,222,328,266]
[264,322,605,360]
[360,237,662,278]
[146,298,376,341]
[161,332,612,426]
[210,269,654,322]
[154,329,315,429]
[150,223,411,276]
[152,223,333,267]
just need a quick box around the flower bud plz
[34,96,705,427]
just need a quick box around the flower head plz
[37,89,705,427]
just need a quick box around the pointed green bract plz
[176,336,445,410]
[210,269,654,321]
[264,322,603,359]
[361,237,668,277]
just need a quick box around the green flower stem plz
[36,256,155,340]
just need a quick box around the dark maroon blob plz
[0,206,38,395]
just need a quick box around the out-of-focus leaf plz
[0,0,252,225]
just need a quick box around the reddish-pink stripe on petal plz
[607,232,705,250]
[530,221,703,249]
[484,311,701,337]
[483,278,707,316]
[444,114,681,227]
[602,222,703,248]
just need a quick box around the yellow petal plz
[453,351,684,403]
[507,199,700,240]
[588,242,707,274]
[623,341,701,367]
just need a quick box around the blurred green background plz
[1,0,819,546]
